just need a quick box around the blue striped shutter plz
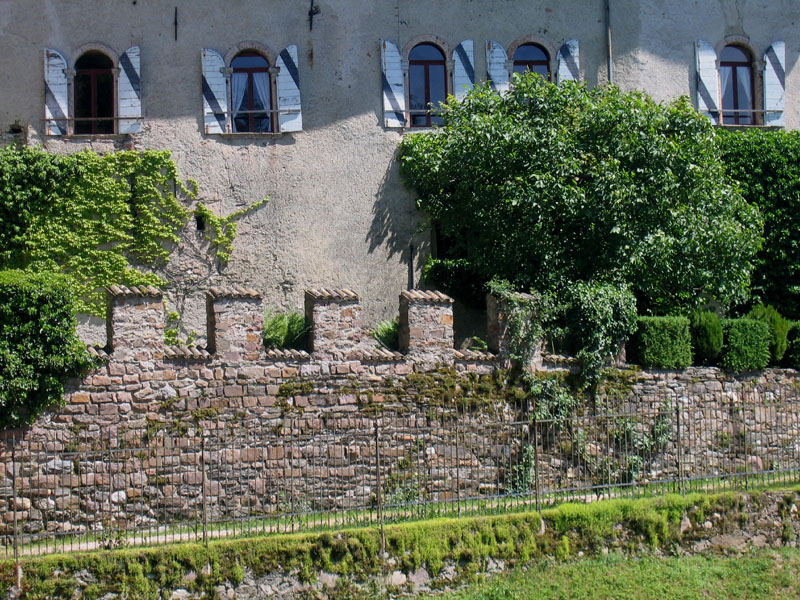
[277,45,303,132]
[764,41,785,127]
[118,46,142,134]
[202,48,227,134]
[486,40,509,92]
[44,49,68,135]
[557,40,580,82]
[381,40,406,128]
[695,40,719,123]
[452,40,475,100]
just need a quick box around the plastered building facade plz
[0,0,796,342]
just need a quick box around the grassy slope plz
[423,549,800,600]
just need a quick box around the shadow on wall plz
[367,147,430,289]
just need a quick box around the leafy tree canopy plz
[400,75,763,314]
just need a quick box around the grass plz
[422,549,800,600]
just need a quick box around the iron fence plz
[1,384,799,557]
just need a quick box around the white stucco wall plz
[0,0,798,343]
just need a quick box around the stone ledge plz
[361,348,405,362]
[305,288,359,301]
[454,349,496,362]
[164,345,213,360]
[106,284,162,298]
[86,345,110,360]
[400,289,453,303]
[207,286,261,299]
[265,348,312,361]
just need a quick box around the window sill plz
[210,132,286,137]
[715,124,783,131]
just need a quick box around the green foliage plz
[717,128,800,320]
[401,75,762,314]
[422,257,486,307]
[263,310,309,350]
[564,282,637,391]
[194,196,269,263]
[630,316,692,369]
[486,279,550,367]
[0,270,93,427]
[785,322,800,370]
[690,310,723,365]
[371,319,399,351]
[720,319,771,372]
[0,145,195,315]
[746,304,790,364]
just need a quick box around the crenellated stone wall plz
[1,285,799,547]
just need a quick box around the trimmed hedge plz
[785,322,800,370]
[690,310,723,365]
[0,270,92,428]
[747,304,790,364]
[719,319,771,372]
[630,316,692,369]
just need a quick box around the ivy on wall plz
[0,145,265,316]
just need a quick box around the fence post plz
[455,416,461,516]
[531,400,541,513]
[374,421,385,556]
[201,435,208,547]
[11,436,21,588]
[675,392,684,495]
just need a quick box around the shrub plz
[564,282,637,390]
[784,322,800,370]
[746,304,790,364]
[630,316,692,369]
[690,310,723,365]
[371,319,399,351]
[263,310,309,350]
[719,319,770,372]
[0,270,93,427]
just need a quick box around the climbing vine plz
[195,196,269,263]
[0,145,267,316]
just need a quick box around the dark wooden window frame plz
[720,45,756,125]
[231,51,273,133]
[408,44,447,128]
[512,43,550,80]
[74,53,115,135]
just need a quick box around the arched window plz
[512,43,550,80]
[231,51,272,133]
[408,43,446,127]
[720,45,754,125]
[74,51,114,134]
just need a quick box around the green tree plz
[400,75,762,315]
[717,128,800,320]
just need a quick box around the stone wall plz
[0,285,799,548]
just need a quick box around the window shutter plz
[452,40,475,100]
[276,45,303,132]
[557,40,580,82]
[764,41,785,127]
[118,46,142,134]
[381,40,406,128]
[44,48,68,135]
[202,48,227,134]
[695,40,719,123]
[486,40,509,92]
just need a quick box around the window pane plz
[410,43,444,61]
[429,64,446,106]
[75,51,112,70]
[720,45,748,62]
[231,54,268,69]
[409,64,426,111]
[513,44,547,62]
[736,65,753,124]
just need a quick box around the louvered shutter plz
[557,40,580,82]
[202,48,227,134]
[452,40,475,100]
[118,46,142,134]
[381,40,406,128]
[695,40,719,123]
[764,41,785,127]
[44,48,68,135]
[486,40,509,92]
[276,45,303,132]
